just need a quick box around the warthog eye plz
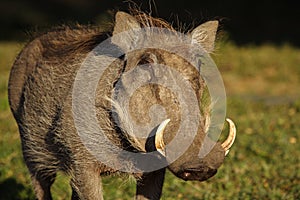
[138,53,157,65]
[197,59,202,68]
[195,54,203,68]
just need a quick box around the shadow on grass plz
[0,178,34,200]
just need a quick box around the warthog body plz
[8,11,236,200]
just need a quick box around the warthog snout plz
[155,118,236,181]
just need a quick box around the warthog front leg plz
[135,168,166,200]
[70,164,103,200]
[31,172,56,200]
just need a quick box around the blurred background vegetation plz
[0,0,299,199]
[1,0,300,46]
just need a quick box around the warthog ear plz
[112,11,141,51]
[191,21,219,53]
[113,11,141,35]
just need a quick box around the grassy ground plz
[0,41,299,200]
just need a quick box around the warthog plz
[8,10,236,200]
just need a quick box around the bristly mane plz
[129,9,175,31]
[29,9,177,59]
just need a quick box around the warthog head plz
[94,11,237,181]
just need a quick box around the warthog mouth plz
[177,167,218,181]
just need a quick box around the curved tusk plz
[155,119,170,156]
[221,118,236,156]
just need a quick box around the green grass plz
[0,41,299,199]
